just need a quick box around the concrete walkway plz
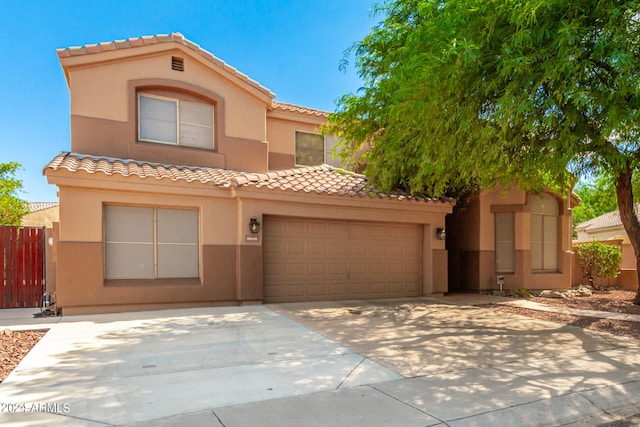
[0,296,639,426]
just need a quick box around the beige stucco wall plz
[47,168,452,313]
[21,207,59,228]
[65,46,268,142]
[449,187,574,291]
[577,227,625,242]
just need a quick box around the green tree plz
[573,172,640,227]
[0,162,29,226]
[572,175,619,227]
[327,0,640,304]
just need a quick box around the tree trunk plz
[615,168,640,305]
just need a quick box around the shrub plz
[576,241,622,286]
[510,288,531,298]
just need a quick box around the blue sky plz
[1,0,377,202]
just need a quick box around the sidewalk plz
[0,308,62,331]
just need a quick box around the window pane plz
[105,242,154,279]
[139,95,177,143]
[180,101,213,126]
[495,213,514,271]
[104,206,153,243]
[530,193,558,215]
[543,242,558,270]
[179,123,213,149]
[296,132,324,166]
[157,209,198,244]
[530,214,542,244]
[104,206,154,279]
[157,208,199,278]
[543,215,558,270]
[157,244,199,278]
[543,215,557,242]
[325,134,342,168]
[180,101,213,149]
[530,242,542,270]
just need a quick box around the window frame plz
[137,93,214,150]
[104,205,200,280]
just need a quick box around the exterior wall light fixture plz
[249,217,261,234]
[436,227,446,240]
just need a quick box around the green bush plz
[576,241,622,286]
[510,288,531,298]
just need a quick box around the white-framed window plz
[295,131,342,167]
[495,212,515,272]
[138,93,214,149]
[104,205,199,280]
[530,193,558,271]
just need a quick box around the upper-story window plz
[138,93,214,149]
[295,131,341,167]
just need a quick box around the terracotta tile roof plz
[575,205,640,232]
[56,33,275,99]
[270,101,329,118]
[45,153,449,205]
[28,202,59,213]
[44,152,240,187]
[231,165,442,203]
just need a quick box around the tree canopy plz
[327,0,640,303]
[327,0,640,198]
[0,162,29,226]
[572,174,620,227]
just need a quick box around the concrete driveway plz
[1,296,639,426]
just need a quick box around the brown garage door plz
[263,216,423,303]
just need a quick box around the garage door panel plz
[307,221,328,236]
[286,263,305,275]
[308,263,327,275]
[307,240,327,255]
[369,263,386,274]
[330,284,349,296]
[264,217,423,303]
[306,284,327,296]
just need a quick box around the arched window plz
[530,193,558,271]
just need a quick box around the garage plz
[263,216,423,303]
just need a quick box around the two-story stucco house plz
[44,33,455,314]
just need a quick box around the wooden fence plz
[1,226,45,308]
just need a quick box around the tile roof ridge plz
[57,33,275,99]
[575,203,640,231]
[28,202,60,213]
[270,101,330,117]
[58,152,226,172]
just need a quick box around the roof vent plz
[171,56,184,72]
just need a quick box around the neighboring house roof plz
[56,33,275,99]
[575,204,640,232]
[45,152,450,205]
[270,101,329,118]
[28,202,59,213]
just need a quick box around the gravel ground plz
[0,330,46,384]
[493,289,640,341]
[0,290,639,384]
